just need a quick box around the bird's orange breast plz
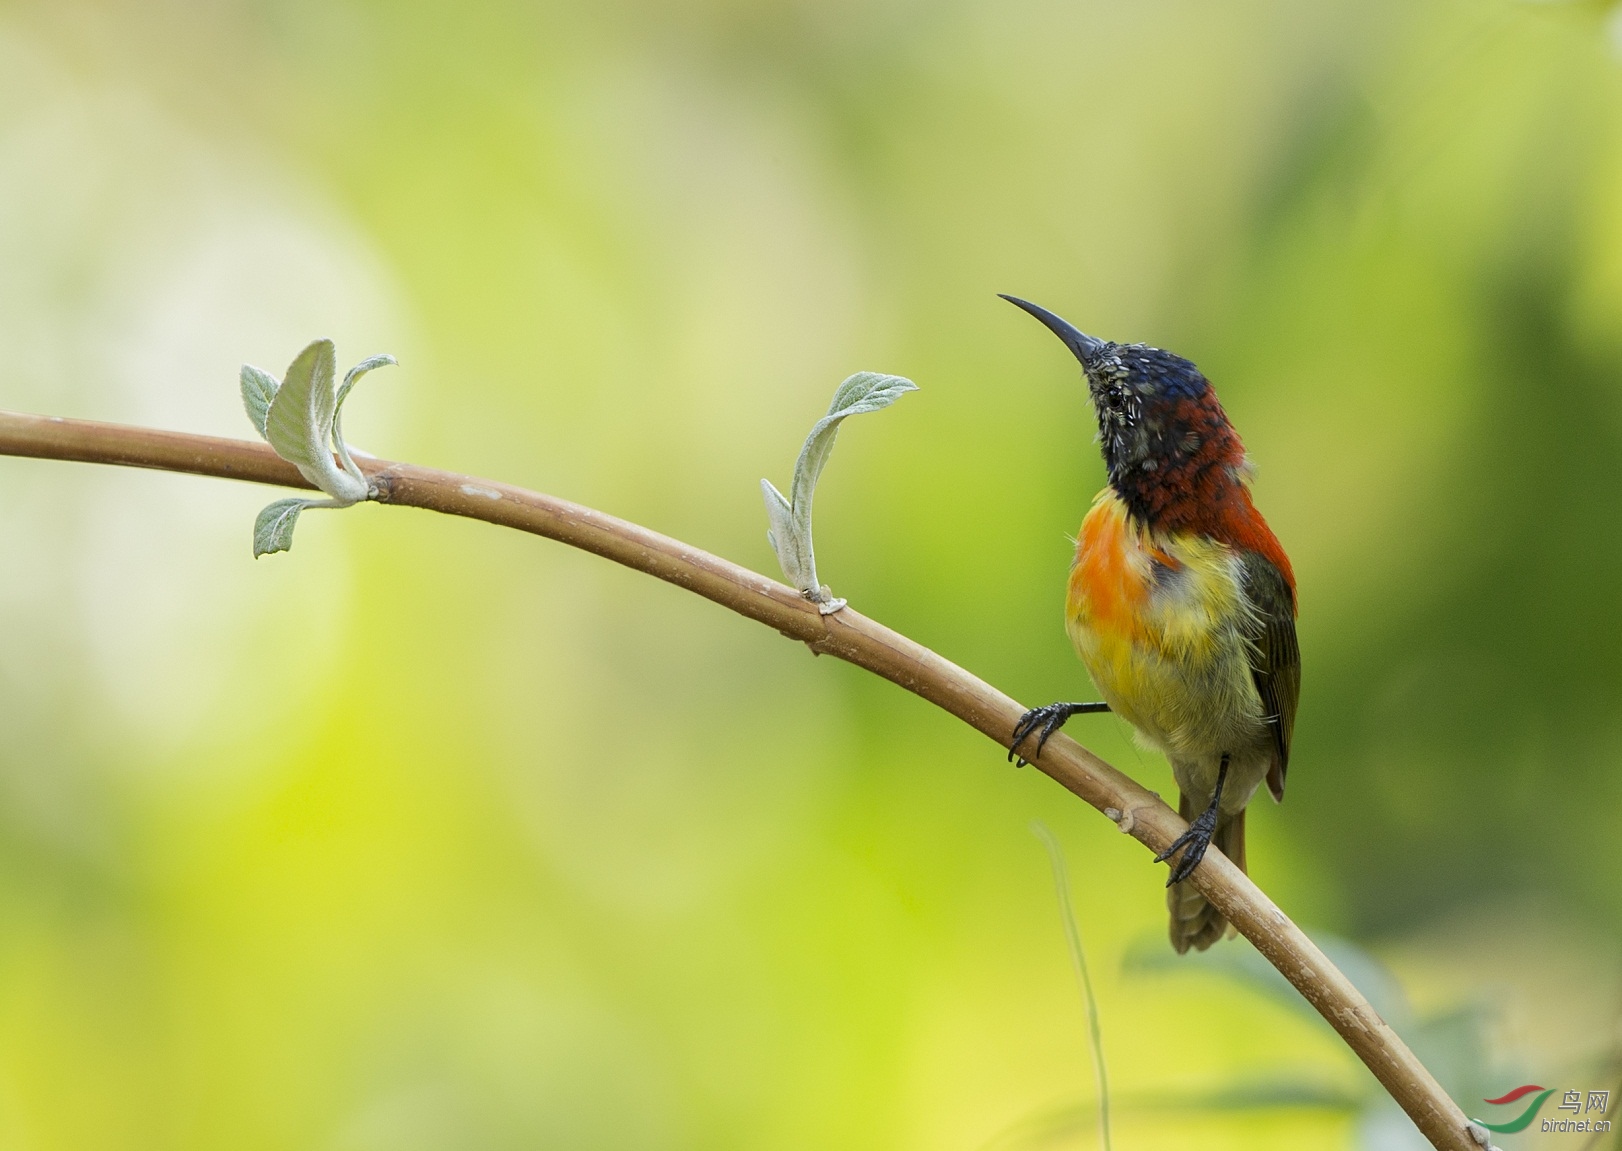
[1066,492,1171,647]
[1065,494,1156,722]
[1077,492,1154,645]
[1064,490,1266,762]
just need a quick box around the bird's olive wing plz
[1239,551,1300,802]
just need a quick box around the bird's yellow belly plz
[1065,493,1268,773]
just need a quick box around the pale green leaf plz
[760,478,808,588]
[332,353,395,483]
[790,373,916,548]
[263,339,367,504]
[336,353,396,410]
[824,371,919,421]
[760,371,915,599]
[240,364,279,440]
[253,498,312,557]
[264,339,336,474]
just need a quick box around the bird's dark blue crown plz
[1096,344,1211,401]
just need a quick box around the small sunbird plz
[1002,295,1300,953]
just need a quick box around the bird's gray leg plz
[1155,754,1230,885]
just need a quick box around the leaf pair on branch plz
[240,340,394,556]
[760,371,917,611]
[242,340,917,606]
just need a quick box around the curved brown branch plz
[0,408,1482,1150]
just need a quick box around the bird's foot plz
[1008,701,1109,767]
[1155,755,1229,885]
[1154,806,1220,885]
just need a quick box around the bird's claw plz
[1008,702,1106,767]
[1009,704,1063,767]
[1155,808,1220,886]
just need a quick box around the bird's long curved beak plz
[999,294,1105,366]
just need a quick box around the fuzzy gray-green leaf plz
[253,498,312,558]
[336,353,396,410]
[824,371,918,421]
[264,339,337,472]
[761,372,915,600]
[240,364,280,440]
[761,478,809,589]
[263,339,367,504]
[790,373,917,534]
[332,353,395,483]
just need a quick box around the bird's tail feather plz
[1166,801,1245,954]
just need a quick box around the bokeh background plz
[0,0,1619,1147]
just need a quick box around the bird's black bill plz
[999,294,1106,366]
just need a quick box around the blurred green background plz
[0,0,1619,1147]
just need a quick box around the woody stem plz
[0,407,1480,1151]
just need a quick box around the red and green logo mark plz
[1475,1085,1556,1133]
